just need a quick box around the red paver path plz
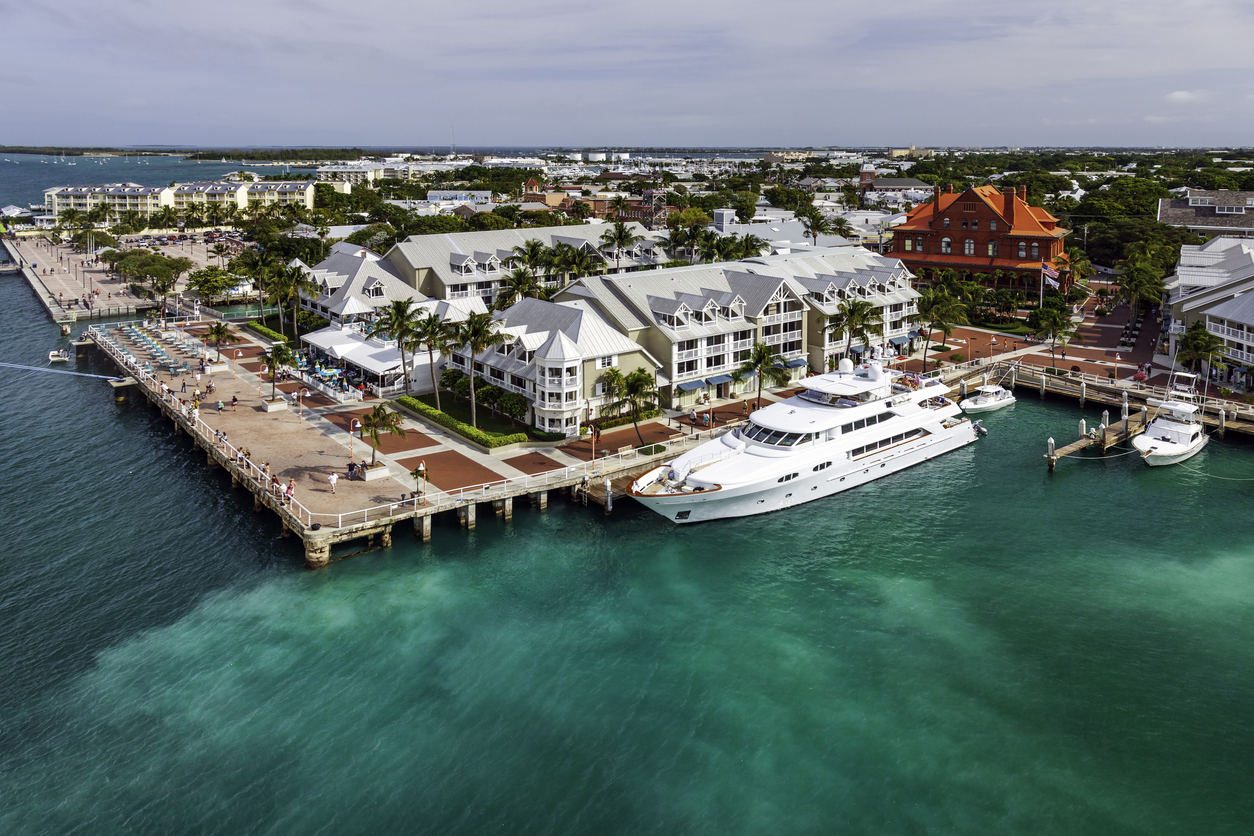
[323,408,438,453]
[501,450,569,476]
[275,381,335,407]
[396,449,505,491]
[559,423,681,462]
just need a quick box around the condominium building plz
[1164,236,1254,355]
[316,164,387,186]
[384,223,664,303]
[446,297,662,436]
[555,248,920,407]
[45,179,314,219]
[44,183,172,217]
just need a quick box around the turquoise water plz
[2,272,1254,834]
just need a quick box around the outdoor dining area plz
[299,323,422,398]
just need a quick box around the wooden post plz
[380,526,392,548]
[1047,437,1056,471]
[1100,423,1107,449]
[1079,381,1086,407]
[504,496,513,521]
[457,506,467,527]
[1220,408,1227,438]
[604,477,613,515]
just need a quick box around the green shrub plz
[949,353,965,363]
[396,396,527,448]
[296,310,328,331]
[531,428,567,442]
[246,322,289,345]
[440,368,465,390]
[588,408,662,430]
[1095,306,1109,316]
[637,444,667,455]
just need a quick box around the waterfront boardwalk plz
[81,318,743,568]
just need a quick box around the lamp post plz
[1114,353,1121,381]
[233,349,242,379]
[349,418,362,463]
[298,389,309,422]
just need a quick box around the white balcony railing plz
[676,348,701,361]
[538,375,580,390]
[759,310,804,325]
[1208,322,1249,340]
[764,332,786,345]
[731,339,752,351]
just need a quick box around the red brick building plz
[890,185,1070,288]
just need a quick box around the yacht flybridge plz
[629,359,982,523]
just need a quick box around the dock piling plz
[1220,409,1227,437]
[1079,419,1086,438]
[1039,374,1046,399]
[466,503,476,530]
[504,497,513,521]
[415,513,432,542]
[604,477,613,515]
[1079,381,1086,406]
[1047,437,1056,471]
[538,491,548,510]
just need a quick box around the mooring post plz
[1047,437,1056,471]
[1079,418,1087,438]
[1220,408,1227,437]
[466,503,476,530]
[538,490,548,511]
[504,496,513,521]
[1102,409,1110,430]
[959,379,967,399]
[1010,368,1017,390]
[1079,381,1086,407]
[1100,423,1107,449]
[604,477,613,515]
[1039,373,1046,399]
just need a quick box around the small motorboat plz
[1132,372,1208,466]
[48,349,70,363]
[959,384,1015,414]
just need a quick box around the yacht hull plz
[1135,435,1208,467]
[631,422,980,524]
[959,397,1014,414]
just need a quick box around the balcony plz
[731,339,752,351]
[763,332,786,346]
[676,348,702,361]
[1207,322,1249,340]
[538,375,580,390]
[759,310,804,325]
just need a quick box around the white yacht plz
[1132,372,1208,466]
[959,384,1015,414]
[629,359,982,524]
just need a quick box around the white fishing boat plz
[629,359,983,524]
[959,384,1016,414]
[48,349,70,363]
[1132,372,1208,466]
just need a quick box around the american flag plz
[1041,262,1060,279]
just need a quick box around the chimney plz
[932,186,941,217]
[946,184,954,194]
[1018,186,1027,203]
[1004,187,1016,227]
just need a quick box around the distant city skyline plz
[4,0,1254,148]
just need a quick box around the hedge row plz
[396,396,528,448]
[588,409,662,431]
[245,322,290,345]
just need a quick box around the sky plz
[3,0,1254,149]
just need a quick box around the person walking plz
[328,472,338,494]
[231,395,238,411]
[285,479,295,507]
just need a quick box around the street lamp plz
[233,349,242,379]
[349,419,362,462]
[297,389,309,422]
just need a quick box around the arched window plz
[942,218,950,229]
[987,240,999,257]
[1018,241,1027,258]
[989,220,997,231]
[961,220,968,230]
[941,237,952,254]
[903,237,913,252]
[971,220,979,230]
[964,239,975,256]
[916,237,923,252]
[1031,242,1039,259]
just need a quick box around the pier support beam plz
[206,450,219,469]
[504,497,513,521]
[305,540,331,569]
[254,494,263,513]
[493,499,504,517]
[231,474,240,489]
[466,503,476,530]
[415,514,432,542]
[538,491,548,510]
[380,526,392,548]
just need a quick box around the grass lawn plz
[413,391,539,438]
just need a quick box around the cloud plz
[1165,90,1210,105]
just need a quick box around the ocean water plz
[1,267,1254,833]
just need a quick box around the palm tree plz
[452,311,507,428]
[826,299,884,361]
[738,233,770,259]
[204,322,240,361]
[600,221,645,272]
[608,194,630,219]
[545,242,574,285]
[564,246,601,284]
[1118,254,1165,322]
[359,404,406,467]
[369,298,423,396]
[494,267,549,310]
[736,342,792,410]
[59,208,83,230]
[211,243,229,267]
[265,269,297,338]
[259,343,294,402]
[284,264,319,340]
[507,239,549,276]
[800,211,832,245]
[1056,246,1093,287]
[1036,308,1082,369]
[150,206,179,231]
[602,367,657,446]
[913,290,969,372]
[1176,320,1228,397]
[414,311,454,412]
[695,230,722,263]
[828,216,856,240]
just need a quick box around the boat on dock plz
[628,359,982,524]
[960,384,1016,414]
[1132,372,1209,466]
[48,349,70,363]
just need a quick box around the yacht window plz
[762,430,786,445]
[854,419,866,430]
[852,446,865,456]
[880,412,895,423]
[842,423,853,433]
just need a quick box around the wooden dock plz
[1046,412,1149,470]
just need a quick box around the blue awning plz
[676,380,707,391]
[889,336,911,346]
[908,331,922,339]
[849,344,868,354]
[706,374,734,385]
[786,358,808,368]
